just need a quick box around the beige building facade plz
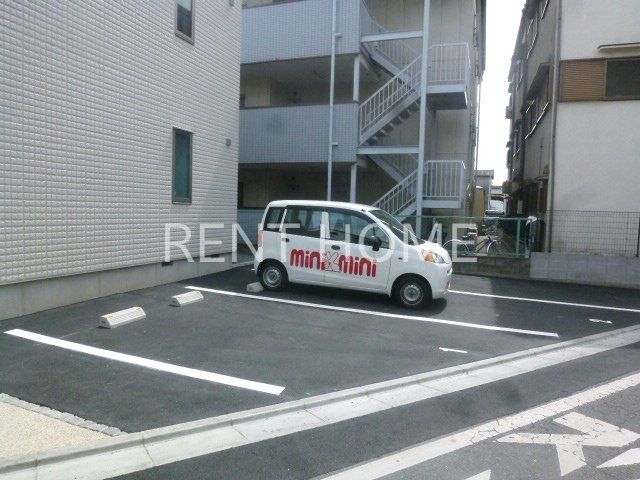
[238,0,486,236]
[505,0,640,287]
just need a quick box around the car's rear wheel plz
[259,262,288,291]
[394,276,431,309]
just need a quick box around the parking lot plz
[1,265,640,479]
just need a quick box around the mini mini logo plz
[290,249,377,277]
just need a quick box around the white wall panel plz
[239,104,358,164]
[554,101,640,212]
[0,0,241,285]
[561,0,640,60]
[242,0,360,63]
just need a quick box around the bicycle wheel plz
[443,239,470,256]
[487,239,507,256]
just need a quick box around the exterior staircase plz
[359,1,469,218]
[372,160,467,220]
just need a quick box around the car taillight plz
[258,230,264,248]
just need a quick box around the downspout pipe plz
[327,0,338,201]
[470,82,482,218]
[415,0,431,238]
[544,0,562,252]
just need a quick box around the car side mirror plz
[366,235,382,252]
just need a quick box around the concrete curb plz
[2,324,640,479]
[0,394,125,437]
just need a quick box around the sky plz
[477,0,526,184]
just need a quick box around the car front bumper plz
[431,264,453,299]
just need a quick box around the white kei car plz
[253,200,452,308]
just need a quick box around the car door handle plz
[331,245,340,250]
[282,238,290,243]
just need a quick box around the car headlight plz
[423,251,446,264]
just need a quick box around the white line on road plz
[6,325,640,480]
[450,289,640,313]
[186,286,559,338]
[498,412,640,476]
[318,370,640,480]
[4,329,284,396]
[590,318,613,324]
[599,447,640,468]
[439,347,468,354]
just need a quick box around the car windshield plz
[369,209,420,246]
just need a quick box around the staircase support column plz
[415,0,431,238]
[353,54,361,103]
[350,162,358,203]
[430,110,437,159]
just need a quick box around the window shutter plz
[560,60,606,101]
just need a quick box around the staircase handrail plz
[372,169,417,215]
[359,56,421,140]
[373,160,467,215]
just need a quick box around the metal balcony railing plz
[424,160,467,200]
[428,43,470,86]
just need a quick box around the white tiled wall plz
[1,0,241,285]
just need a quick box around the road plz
[0,265,639,479]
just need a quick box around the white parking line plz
[439,347,468,354]
[186,286,559,338]
[4,329,284,396]
[8,325,640,480]
[450,289,640,313]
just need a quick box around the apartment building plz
[505,0,640,287]
[238,0,486,238]
[1,1,242,319]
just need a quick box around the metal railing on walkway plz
[402,216,532,258]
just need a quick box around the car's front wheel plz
[394,276,431,309]
[259,262,289,291]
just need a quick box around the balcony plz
[427,43,471,110]
[239,103,359,165]
[242,0,360,64]
[424,160,467,209]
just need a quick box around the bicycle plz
[443,234,526,257]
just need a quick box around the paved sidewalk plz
[0,400,108,459]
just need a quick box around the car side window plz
[328,210,389,248]
[283,207,323,239]
[263,207,284,232]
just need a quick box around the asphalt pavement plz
[0,264,639,479]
